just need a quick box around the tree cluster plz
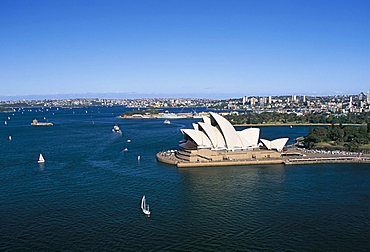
[304,124,370,152]
[226,112,370,125]
[122,108,160,116]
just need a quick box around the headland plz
[156,112,370,168]
[119,109,208,119]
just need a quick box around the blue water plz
[0,107,369,251]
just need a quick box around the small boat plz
[163,119,171,125]
[141,195,150,216]
[290,125,293,128]
[137,155,141,161]
[4,121,7,125]
[123,148,128,152]
[8,135,12,141]
[31,119,53,126]
[127,139,131,143]
[112,125,121,133]
[38,153,45,163]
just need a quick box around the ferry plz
[31,119,53,126]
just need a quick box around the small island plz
[0,107,14,113]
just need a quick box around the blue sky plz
[0,0,369,98]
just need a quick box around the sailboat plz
[38,153,45,164]
[112,125,121,133]
[141,195,151,216]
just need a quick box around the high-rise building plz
[359,92,364,101]
[259,97,264,106]
[303,95,306,103]
[367,92,370,104]
[268,96,272,104]
[250,97,256,107]
[292,95,297,102]
[349,96,353,108]
[242,96,247,106]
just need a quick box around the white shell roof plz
[198,122,226,149]
[238,128,260,148]
[260,138,289,152]
[181,129,213,148]
[180,113,288,151]
[202,116,211,125]
[209,112,243,149]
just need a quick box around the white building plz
[250,97,257,107]
[242,96,247,106]
[180,112,288,152]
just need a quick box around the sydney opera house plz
[157,112,289,167]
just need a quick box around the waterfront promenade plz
[157,148,370,168]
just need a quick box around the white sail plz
[38,154,45,163]
[141,195,150,216]
[141,196,145,209]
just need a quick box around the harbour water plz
[0,106,369,251]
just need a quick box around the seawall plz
[156,152,370,168]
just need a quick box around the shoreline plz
[157,149,370,168]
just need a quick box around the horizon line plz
[0,91,368,101]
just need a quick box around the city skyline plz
[1,90,370,101]
[1,0,370,97]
